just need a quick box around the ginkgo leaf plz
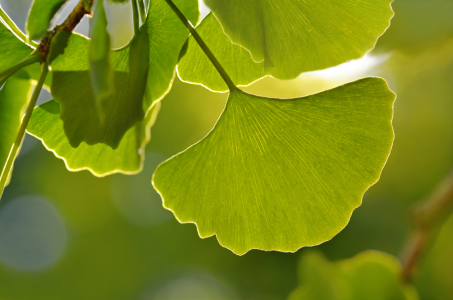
[177,12,264,92]
[203,0,394,79]
[49,30,149,149]
[0,19,33,84]
[26,0,67,40]
[153,78,395,255]
[0,71,33,178]
[48,0,198,149]
[289,251,419,300]
[142,0,199,108]
[27,100,160,176]
[89,0,113,115]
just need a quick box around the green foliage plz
[289,251,418,300]
[50,30,149,149]
[1,0,396,256]
[153,78,395,255]
[27,100,160,175]
[203,0,394,79]
[178,12,264,92]
[26,0,67,40]
[89,0,113,116]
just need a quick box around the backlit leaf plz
[203,0,394,79]
[142,0,199,108]
[288,251,418,300]
[27,100,160,176]
[177,12,264,92]
[48,0,198,149]
[26,0,67,40]
[153,78,395,255]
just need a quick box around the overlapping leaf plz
[49,29,149,149]
[203,0,394,79]
[288,251,418,300]
[32,0,198,173]
[27,100,160,176]
[142,0,199,108]
[26,0,67,40]
[177,12,264,92]
[153,78,395,255]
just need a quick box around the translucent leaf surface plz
[153,78,395,255]
[177,12,264,92]
[203,0,394,79]
[50,30,149,149]
[48,0,198,149]
[27,100,160,176]
[90,0,113,114]
[26,0,67,40]
[142,0,199,108]
[0,20,33,82]
[289,251,418,300]
[0,72,32,175]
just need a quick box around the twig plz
[38,0,93,59]
[400,169,453,282]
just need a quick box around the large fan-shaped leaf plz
[177,12,264,92]
[289,251,418,300]
[26,0,67,40]
[50,30,149,149]
[49,0,199,149]
[203,0,394,79]
[153,78,395,255]
[27,100,160,176]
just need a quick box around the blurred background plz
[1,0,453,299]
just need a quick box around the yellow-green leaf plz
[153,78,395,255]
[177,12,264,92]
[203,0,394,79]
[27,100,160,176]
[26,0,67,40]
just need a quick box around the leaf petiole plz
[137,0,147,23]
[163,0,237,91]
[132,0,140,34]
[0,63,49,199]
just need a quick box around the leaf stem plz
[0,52,44,85]
[137,0,147,23]
[163,0,237,91]
[0,5,39,48]
[0,63,48,199]
[132,0,140,34]
[400,169,453,282]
